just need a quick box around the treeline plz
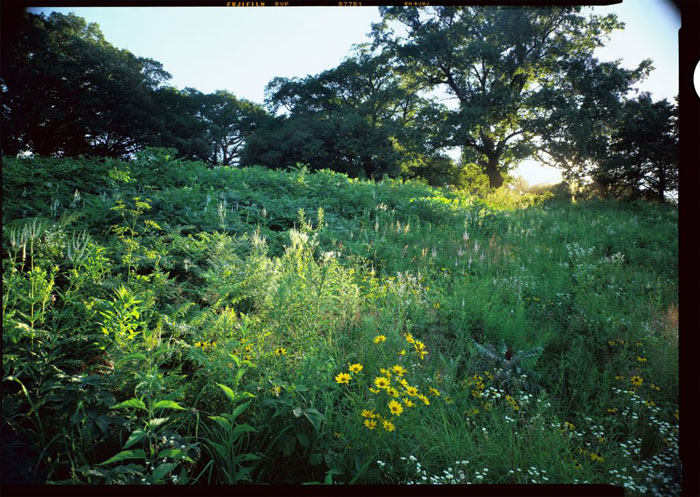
[1,7,677,200]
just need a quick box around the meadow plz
[1,151,679,493]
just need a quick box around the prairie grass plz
[2,153,679,493]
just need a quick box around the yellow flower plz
[398,378,409,388]
[388,400,404,416]
[271,386,282,396]
[564,421,576,431]
[387,387,400,398]
[674,410,679,421]
[414,341,425,351]
[391,365,407,377]
[194,342,202,348]
[483,371,493,380]
[607,340,617,346]
[630,376,643,387]
[471,390,482,398]
[645,400,656,407]
[614,375,623,380]
[590,453,604,463]
[635,342,644,346]
[405,333,415,344]
[403,398,415,408]
[404,385,418,397]
[369,387,380,394]
[380,368,392,378]
[335,372,351,384]
[361,409,375,418]
[334,432,343,439]
[349,363,363,373]
[374,377,390,389]
[483,402,492,411]
[374,335,387,344]
[274,347,287,356]
[398,349,406,356]
[650,383,661,391]
[418,394,430,406]
[364,419,377,430]
[636,356,648,363]
[607,407,618,414]
[444,396,453,404]
[382,420,395,432]
[428,387,441,397]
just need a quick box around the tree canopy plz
[1,7,678,200]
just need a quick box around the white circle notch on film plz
[694,59,700,99]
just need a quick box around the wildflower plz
[471,389,482,399]
[380,368,392,377]
[630,376,643,387]
[590,453,604,463]
[194,342,202,348]
[374,377,390,389]
[398,349,406,356]
[374,335,387,344]
[382,420,396,432]
[405,333,415,344]
[636,356,648,363]
[414,341,426,351]
[467,408,480,416]
[597,436,606,444]
[573,461,582,470]
[483,371,493,380]
[335,372,351,385]
[444,396,453,404]
[398,378,409,388]
[404,385,418,397]
[388,400,404,416]
[635,342,644,346]
[361,409,375,418]
[271,386,282,396]
[391,365,408,377]
[364,419,377,430]
[614,375,623,380]
[645,400,656,407]
[274,347,287,356]
[369,387,380,394]
[387,387,400,398]
[483,402,492,411]
[403,398,415,408]
[418,350,428,360]
[650,383,661,391]
[418,394,430,406]
[607,340,617,346]
[349,363,363,373]
[607,407,618,414]
[429,387,441,397]
[334,432,343,439]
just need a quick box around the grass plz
[1,151,679,493]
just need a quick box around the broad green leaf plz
[208,415,231,429]
[152,400,186,411]
[122,429,146,449]
[232,423,255,442]
[152,462,179,482]
[97,449,146,466]
[216,383,236,402]
[157,448,193,463]
[111,398,147,411]
[147,417,169,429]
[230,399,251,422]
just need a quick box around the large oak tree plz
[371,6,652,188]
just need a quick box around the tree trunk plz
[484,156,504,189]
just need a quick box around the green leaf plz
[157,448,193,463]
[122,429,146,449]
[230,399,252,422]
[97,449,146,466]
[296,431,309,448]
[151,462,179,482]
[216,383,236,402]
[232,423,255,441]
[208,415,231,429]
[152,400,186,411]
[111,398,147,411]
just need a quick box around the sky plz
[30,2,681,186]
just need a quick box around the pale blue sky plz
[30,2,680,185]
